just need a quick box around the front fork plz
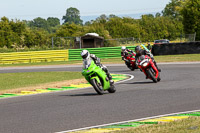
[149,61,159,78]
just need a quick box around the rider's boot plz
[102,65,114,85]
[107,73,114,85]
[154,61,161,72]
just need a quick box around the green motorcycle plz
[82,58,116,95]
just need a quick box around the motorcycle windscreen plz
[83,57,92,69]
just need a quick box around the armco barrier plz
[69,46,136,61]
[0,50,69,64]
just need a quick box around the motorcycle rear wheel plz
[90,79,104,95]
[157,73,161,82]
[107,85,116,93]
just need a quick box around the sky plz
[0,0,171,22]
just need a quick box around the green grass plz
[154,54,200,62]
[0,54,200,67]
[0,60,82,67]
[0,71,82,91]
[114,117,200,133]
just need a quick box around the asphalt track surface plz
[0,63,200,133]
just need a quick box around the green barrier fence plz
[69,46,136,61]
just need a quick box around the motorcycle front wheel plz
[146,68,157,83]
[90,79,104,95]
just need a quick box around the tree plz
[47,17,60,27]
[0,17,27,48]
[84,21,92,26]
[95,14,108,24]
[29,17,49,32]
[181,0,200,40]
[105,17,140,39]
[108,14,118,19]
[62,7,83,25]
[162,0,184,20]
[155,12,161,17]
[55,23,83,37]
[24,28,49,48]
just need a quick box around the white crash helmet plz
[81,50,90,59]
[121,46,126,51]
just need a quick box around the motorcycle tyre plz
[90,79,104,95]
[157,73,161,82]
[107,85,116,93]
[146,69,157,83]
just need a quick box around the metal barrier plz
[0,50,69,64]
[69,46,136,61]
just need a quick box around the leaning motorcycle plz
[137,55,161,83]
[123,54,137,71]
[82,58,116,95]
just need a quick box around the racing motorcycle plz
[136,55,161,83]
[82,58,116,95]
[122,53,137,71]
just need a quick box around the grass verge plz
[114,117,200,133]
[1,54,200,67]
[0,71,83,92]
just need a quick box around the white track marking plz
[56,109,200,133]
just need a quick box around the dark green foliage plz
[162,0,184,20]
[27,17,60,33]
[0,17,50,49]
[47,17,60,27]
[62,7,83,25]
[30,17,48,29]
[0,17,26,48]
[181,0,200,40]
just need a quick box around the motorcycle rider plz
[121,46,136,61]
[135,45,161,72]
[81,50,114,85]
[121,46,137,70]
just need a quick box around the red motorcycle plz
[137,55,161,83]
[123,53,137,71]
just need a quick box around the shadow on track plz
[60,93,107,97]
[110,70,131,73]
[120,81,154,85]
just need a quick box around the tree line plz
[0,0,199,50]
